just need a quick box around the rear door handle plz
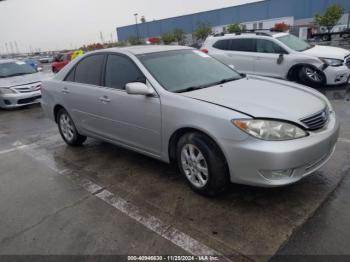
[99,96,111,103]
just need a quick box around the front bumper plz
[222,113,340,187]
[323,65,350,85]
[0,91,42,109]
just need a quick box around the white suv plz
[202,32,350,87]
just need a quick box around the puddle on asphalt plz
[316,84,350,102]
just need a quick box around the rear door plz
[210,38,256,74]
[253,39,289,78]
[62,54,108,136]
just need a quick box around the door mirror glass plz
[126,82,155,96]
[229,64,235,70]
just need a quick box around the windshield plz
[138,50,242,93]
[0,61,37,78]
[277,34,312,52]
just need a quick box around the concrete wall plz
[116,0,350,41]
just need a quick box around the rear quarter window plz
[213,40,230,50]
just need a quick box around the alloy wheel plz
[181,144,209,188]
[59,113,74,142]
[305,67,322,82]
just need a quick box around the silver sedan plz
[41,46,340,196]
[0,59,43,109]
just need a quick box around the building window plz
[253,23,257,30]
[259,22,263,29]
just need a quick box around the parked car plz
[340,28,350,38]
[52,52,72,73]
[0,59,43,108]
[201,32,350,87]
[41,46,339,196]
[39,56,53,64]
[24,58,42,71]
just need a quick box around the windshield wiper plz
[217,77,240,84]
[205,77,240,88]
[175,86,206,93]
[175,77,240,93]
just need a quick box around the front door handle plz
[99,96,111,103]
[62,87,69,94]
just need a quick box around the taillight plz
[201,49,209,54]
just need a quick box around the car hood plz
[0,72,51,88]
[181,76,327,122]
[302,45,350,60]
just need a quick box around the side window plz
[213,40,230,50]
[256,39,287,54]
[74,55,104,85]
[65,68,75,82]
[229,39,256,52]
[105,55,146,90]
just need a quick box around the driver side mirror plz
[126,82,155,96]
[277,54,284,65]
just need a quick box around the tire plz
[298,66,326,88]
[57,108,86,146]
[176,132,229,196]
[52,67,58,73]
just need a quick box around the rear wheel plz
[298,66,326,88]
[57,108,86,146]
[52,67,58,73]
[176,132,229,196]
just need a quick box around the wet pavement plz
[0,84,349,261]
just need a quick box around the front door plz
[253,39,289,78]
[97,54,162,155]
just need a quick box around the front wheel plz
[298,66,326,88]
[57,108,86,146]
[176,132,229,196]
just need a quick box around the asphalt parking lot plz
[0,81,349,261]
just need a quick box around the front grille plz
[13,82,41,93]
[300,108,329,131]
[17,95,41,105]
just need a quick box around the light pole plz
[134,13,140,39]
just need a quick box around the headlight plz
[319,58,343,67]
[233,119,308,141]
[0,88,16,94]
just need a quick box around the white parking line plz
[95,189,221,256]
[15,144,226,259]
[0,145,28,155]
[339,138,350,144]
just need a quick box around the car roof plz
[0,59,17,64]
[207,31,289,40]
[94,45,193,55]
